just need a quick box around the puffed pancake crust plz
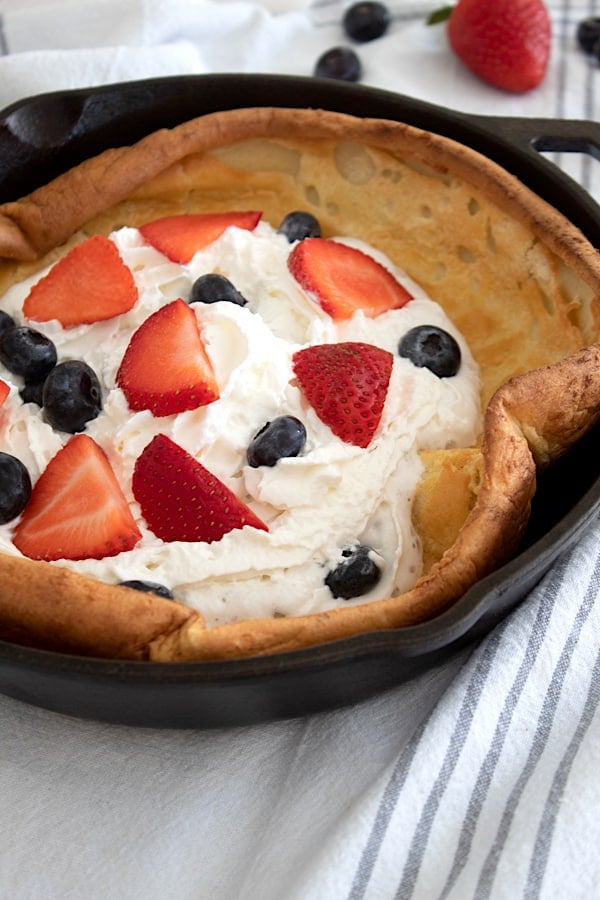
[0,106,599,662]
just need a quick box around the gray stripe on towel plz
[393,626,506,900]
[581,0,599,195]
[436,553,572,900]
[0,15,8,56]
[473,540,600,899]
[347,701,433,899]
[349,626,504,899]
[523,638,600,900]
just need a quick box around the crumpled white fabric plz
[0,0,597,199]
[0,2,599,899]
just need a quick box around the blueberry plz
[0,326,57,381]
[0,311,15,340]
[190,274,247,306]
[278,211,322,243]
[314,46,362,82]
[119,579,175,600]
[42,360,102,433]
[247,415,307,468]
[20,377,46,406]
[325,544,383,600]
[343,2,391,42]
[576,17,600,54]
[0,452,31,525]
[398,325,461,378]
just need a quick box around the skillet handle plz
[483,116,600,160]
[462,113,600,246]
[463,113,600,178]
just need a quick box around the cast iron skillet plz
[0,74,598,729]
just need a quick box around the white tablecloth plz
[0,2,599,898]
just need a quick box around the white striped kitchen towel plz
[0,2,598,899]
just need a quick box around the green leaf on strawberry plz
[426,5,453,25]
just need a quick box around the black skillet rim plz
[0,74,598,726]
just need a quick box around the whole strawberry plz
[433,0,551,93]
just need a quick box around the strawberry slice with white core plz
[138,211,262,264]
[0,379,9,407]
[23,234,138,327]
[288,238,412,320]
[292,341,393,448]
[13,434,141,561]
[132,433,268,543]
[117,298,219,416]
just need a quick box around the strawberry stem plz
[426,4,454,25]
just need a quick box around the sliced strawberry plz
[292,341,393,448]
[0,379,9,407]
[288,238,412,321]
[132,433,268,543]
[13,434,141,562]
[138,211,262,264]
[117,298,219,416]
[22,234,138,327]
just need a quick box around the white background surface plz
[0,2,599,898]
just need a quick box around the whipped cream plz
[0,220,482,625]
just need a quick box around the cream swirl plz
[0,220,481,625]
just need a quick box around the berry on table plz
[325,544,383,599]
[429,0,551,93]
[313,46,362,82]
[278,211,321,243]
[343,2,391,43]
[398,325,461,378]
[0,326,57,381]
[190,274,247,306]
[0,452,32,525]
[576,17,600,55]
[42,360,103,433]
[247,416,307,468]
